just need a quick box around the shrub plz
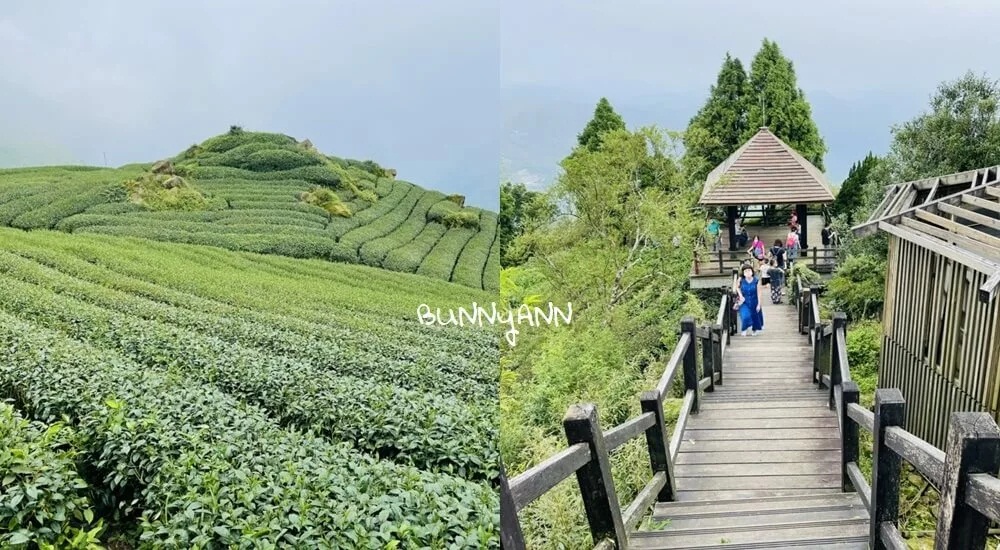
[443,210,481,229]
[125,174,209,211]
[447,194,466,206]
[428,199,462,223]
[382,223,449,273]
[417,227,477,280]
[453,212,497,288]
[299,185,351,217]
[0,404,102,549]
[827,254,887,321]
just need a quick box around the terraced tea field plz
[0,130,499,291]
[0,228,499,548]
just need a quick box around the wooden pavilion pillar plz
[726,205,738,251]
[796,203,808,249]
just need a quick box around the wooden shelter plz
[691,127,837,287]
[852,165,1000,448]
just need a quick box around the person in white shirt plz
[760,262,770,288]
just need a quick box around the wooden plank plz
[675,450,838,465]
[509,443,591,511]
[913,208,1000,251]
[629,521,869,549]
[603,412,655,452]
[675,462,838,477]
[878,220,1000,276]
[676,438,841,453]
[685,417,837,430]
[940,201,1000,231]
[655,333,689,395]
[692,407,831,420]
[880,522,909,550]
[653,492,862,515]
[901,217,1000,264]
[673,474,841,491]
[961,192,1000,214]
[673,488,843,502]
[669,390,696,460]
[682,428,839,441]
[660,507,868,531]
[622,471,666,532]
[965,472,1000,523]
[696,400,833,410]
[847,403,874,433]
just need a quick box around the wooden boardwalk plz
[632,297,869,548]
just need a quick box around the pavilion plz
[691,127,837,286]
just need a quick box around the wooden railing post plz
[681,317,699,414]
[701,325,714,393]
[712,323,724,386]
[640,389,676,503]
[717,249,723,273]
[564,404,627,548]
[830,314,846,409]
[500,459,527,550]
[813,246,818,269]
[934,412,1000,550]
[841,380,860,493]
[813,323,825,387]
[800,287,812,335]
[870,389,905,550]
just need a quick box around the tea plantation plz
[0,227,499,545]
[0,128,499,291]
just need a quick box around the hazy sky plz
[0,1,499,209]
[501,0,1000,188]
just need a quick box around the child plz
[769,260,785,304]
[760,261,770,288]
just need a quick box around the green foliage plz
[453,211,498,288]
[827,255,886,321]
[833,152,879,224]
[357,191,446,266]
[683,54,751,183]
[299,185,351,217]
[443,210,481,229]
[124,173,210,211]
[576,97,627,152]
[499,182,553,267]
[890,71,1000,181]
[0,404,102,549]
[743,38,827,169]
[845,320,882,404]
[0,229,499,547]
[382,223,449,273]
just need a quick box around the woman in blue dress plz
[736,265,764,336]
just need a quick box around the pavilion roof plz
[698,127,835,206]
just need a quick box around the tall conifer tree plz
[577,97,627,152]
[682,54,750,183]
[743,39,827,169]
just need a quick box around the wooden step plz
[630,520,868,549]
[653,492,862,514]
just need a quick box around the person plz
[748,235,765,263]
[734,220,748,248]
[760,261,770,288]
[786,227,800,269]
[821,222,833,247]
[768,259,785,304]
[770,239,786,269]
[707,218,722,251]
[736,265,764,336]
[790,212,798,228]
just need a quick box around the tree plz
[499,182,552,267]
[576,97,627,152]
[833,152,879,224]
[743,39,827,170]
[889,71,1000,181]
[682,54,750,183]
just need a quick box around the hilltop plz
[0,127,499,290]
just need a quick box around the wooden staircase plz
[631,298,869,548]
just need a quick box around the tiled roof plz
[699,127,835,205]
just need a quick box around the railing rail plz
[500,284,736,549]
[801,292,1000,549]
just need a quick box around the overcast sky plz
[0,1,499,209]
[501,0,1000,188]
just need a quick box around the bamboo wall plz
[880,237,1000,448]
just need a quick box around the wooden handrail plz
[501,315,708,549]
[811,304,1000,549]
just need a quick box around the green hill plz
[0,128,499,291]
[0,228,499,548]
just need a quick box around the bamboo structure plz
[853,166,1000,448]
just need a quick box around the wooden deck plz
[632,298,869,548]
